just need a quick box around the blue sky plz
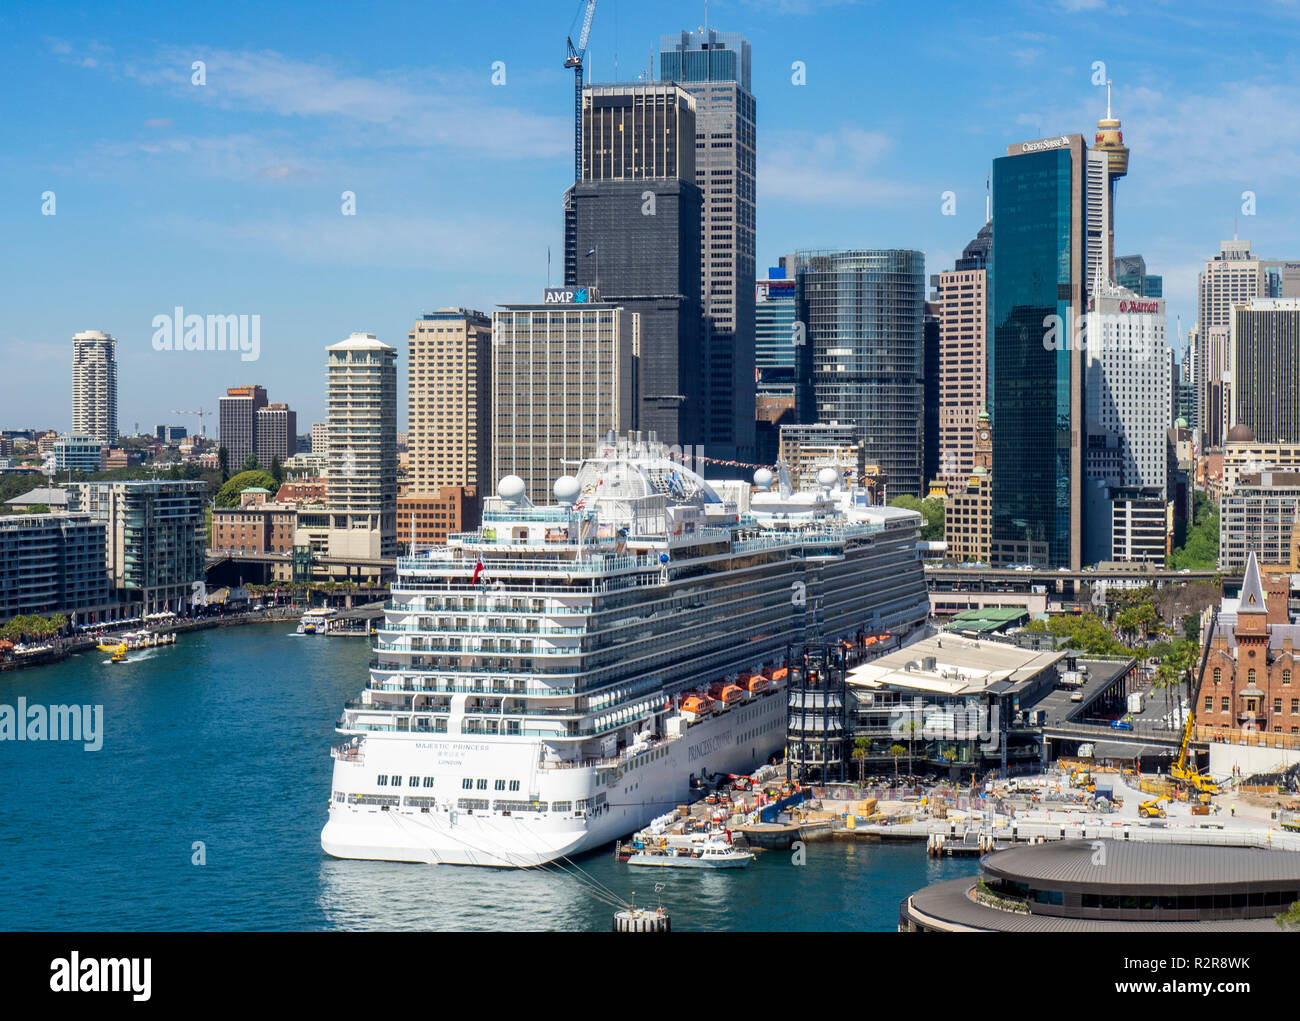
[4,0,1300,433]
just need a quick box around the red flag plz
[470,557,484,585]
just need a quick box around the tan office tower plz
[1198,241,1266,447]
[325,333,397,577]
[402,308,491,546]
[72,330,118,444]
[934,223,990,481]
[491,296,637,504]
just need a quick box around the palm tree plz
[852,737,872,784]
[889,744,906,783]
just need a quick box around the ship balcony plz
[372,640,582,657]
[330,742,364,764]
[384,600,593,617]
[376,621,586,636]
[364,677,579,698]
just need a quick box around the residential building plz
[397,487,479,549]
[50,434,104,474]
[71,330,118,445]
[325,334,398,578]
[796,249,927,497]
[311,422,328,457]
[1222,427,1300,496]
[659,29,757,463]
[68,480,207,615]
[407,308,492,526]
[0,513,112,624]
[491,298,637,504]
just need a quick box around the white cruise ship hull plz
[322,689,788,867]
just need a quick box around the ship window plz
[476,778,488,790]
[409,776,419,787]
[423,777,436,788]
[391,775,401,786]
[462,778,473,790]
[509,780,520,791]
[377,775,388,786]
[495,779,506,791]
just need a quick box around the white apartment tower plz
[326,333,398,570]
[71,330,118,444]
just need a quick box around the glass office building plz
[990,136,1088,569]
[796,249,926,497]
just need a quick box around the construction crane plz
[170,407,211,437]
[564,0,598,182]
[1170,609,1220,796]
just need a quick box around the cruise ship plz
[321,435,929,866]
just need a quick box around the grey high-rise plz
[660,29,757,463]
[569,82,704,448]
[795,249,926,497]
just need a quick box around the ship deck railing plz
[376,621,588,636]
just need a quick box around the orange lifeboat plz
[680,694,716,717]
[743,674,770,695]
[716,684,746,705]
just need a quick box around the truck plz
[1127,692,1144,714]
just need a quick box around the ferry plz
[295,609,338,636]
[321,433,929,867]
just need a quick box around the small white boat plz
[627,835,754,869]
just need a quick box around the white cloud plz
[761,128,922,206]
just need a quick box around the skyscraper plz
[660,29,757,463]
[796,249,926,497]
[402,308,492,545]
[491,297,637,504]
[1228,299,1300,443]
[255,403,297,468]
[326,334,397,573]
[991,134,1089,570]
[71,330,118,444]
[1199,241,1266,447]
[934,223,990,481]
[407,309,492,496]
[755,255,811,417]
[219,385,268,467]
[569,82,703,448]
[1115,254,1163,297]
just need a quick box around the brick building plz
[1200,551,1300,736]
[210,487,298,556]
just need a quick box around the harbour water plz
[1,622,975,931]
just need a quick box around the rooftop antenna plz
[985,173,990,223]
[1106,78,1112,120]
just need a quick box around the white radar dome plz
[554,475,581,505]
[817,467,839,489]
[498,475,527,504]
[753,468,774,490]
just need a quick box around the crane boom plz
[564,0,598,183]
[1172,609,1218,792]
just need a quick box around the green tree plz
[270,455,284,486]
[889,495,945,542]
[888,744,906,784]
[24,503,51,514]
[241,453,260,473]
[1169,492,1219,570]
[215,470,280,508]
[852,736,872,784]
[217,446,230,483]
[1278,900,1300,931]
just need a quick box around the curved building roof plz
[983,838,1300,891]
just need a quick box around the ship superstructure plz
[321,435,928,866]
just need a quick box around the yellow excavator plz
[1139,795,1169,818]
[1169,611,1220,797]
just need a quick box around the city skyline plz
[7,1,1300,431]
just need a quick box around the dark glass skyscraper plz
[990,135,1089,569]
[569,83,704,447]
[660,29,757,464]
[796,249,926,497]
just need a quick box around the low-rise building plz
[50,434,104,473]
[210,487,298,562]
[397,487,479,549]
